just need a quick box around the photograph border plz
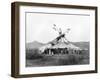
[11,2,98,78]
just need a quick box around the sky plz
[26,12,90,43]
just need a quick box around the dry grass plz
[26,49,89,67]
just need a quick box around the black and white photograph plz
[11,2,97,78]
[26,12,90,67]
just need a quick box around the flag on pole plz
[53,24,57,31]
[53,24,56,27]
[67,28,70,31]
[67,28,70,33]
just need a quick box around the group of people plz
[42,48,83,55]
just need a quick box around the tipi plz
[39,24,82,55]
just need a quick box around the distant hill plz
[72,42,89,50]
[26,41,89,50]
[26,41,45,49]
